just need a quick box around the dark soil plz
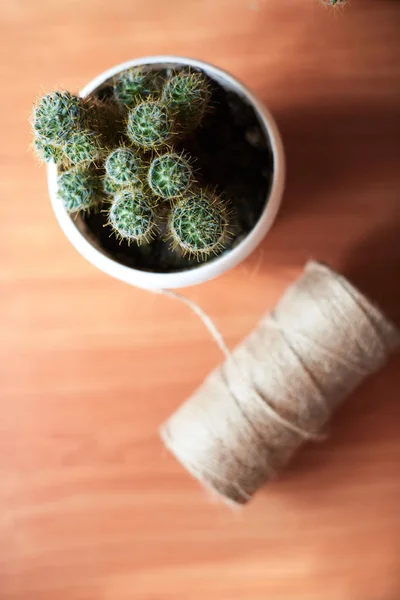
[83,65,273,273]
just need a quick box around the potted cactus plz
[33,57,284,289]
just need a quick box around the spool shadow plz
[247,93,400,592]
[257,221,400,595]
[270,219,400,482]
[262,354,400,597]
[244,92,400,494]
[342,220,400,327]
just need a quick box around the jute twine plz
[161,261,400,505]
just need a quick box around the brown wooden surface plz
[1,1,400,598]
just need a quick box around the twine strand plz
[163,289,322,441]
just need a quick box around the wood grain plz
[1,1,400,598]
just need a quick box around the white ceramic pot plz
[47,56,285,290]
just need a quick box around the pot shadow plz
[236,93,400,498]
[241,97,400,272]
[260,352,400,597]
[342,220,400,328]
[274,97,400,210]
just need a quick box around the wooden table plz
[1,1,400,598]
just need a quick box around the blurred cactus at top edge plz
[320,0,347,5]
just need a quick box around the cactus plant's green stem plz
[148,152,194,199]
[108,189,156,243]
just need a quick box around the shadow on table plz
[250,95,400,595]
[271,97,400,215]
[255,212,400,598]
[240,97,400,276]
[342,220,400,328]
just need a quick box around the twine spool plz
[161,261,400,505]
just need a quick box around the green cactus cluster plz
[32,66,232,261]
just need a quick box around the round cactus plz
[162,71,211,130]
[168,190,230,258]
[109,189,156,243]
[114,67,156,108]
[33,91,82,144]
[57,166,102,214]
[34,138,64,163]
[126,101,173,149]
[148,152,194,199]
[105,147,145,185]
[63,130,102,165]
[103,175,123,196]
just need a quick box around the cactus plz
[32,91,111,166]
[103,175,123,196]
[148,152,194,199]
[126,100,173,149]
[34,138,64,163]
[105,147,145,185]
[108,189,156,243]
[168,190,230,258]
[63,130,102,165]
[57,165,102,214]
[162,71,211,130]
[33,91,82,144]
[33,64,236,267]
[114,67,156,108]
